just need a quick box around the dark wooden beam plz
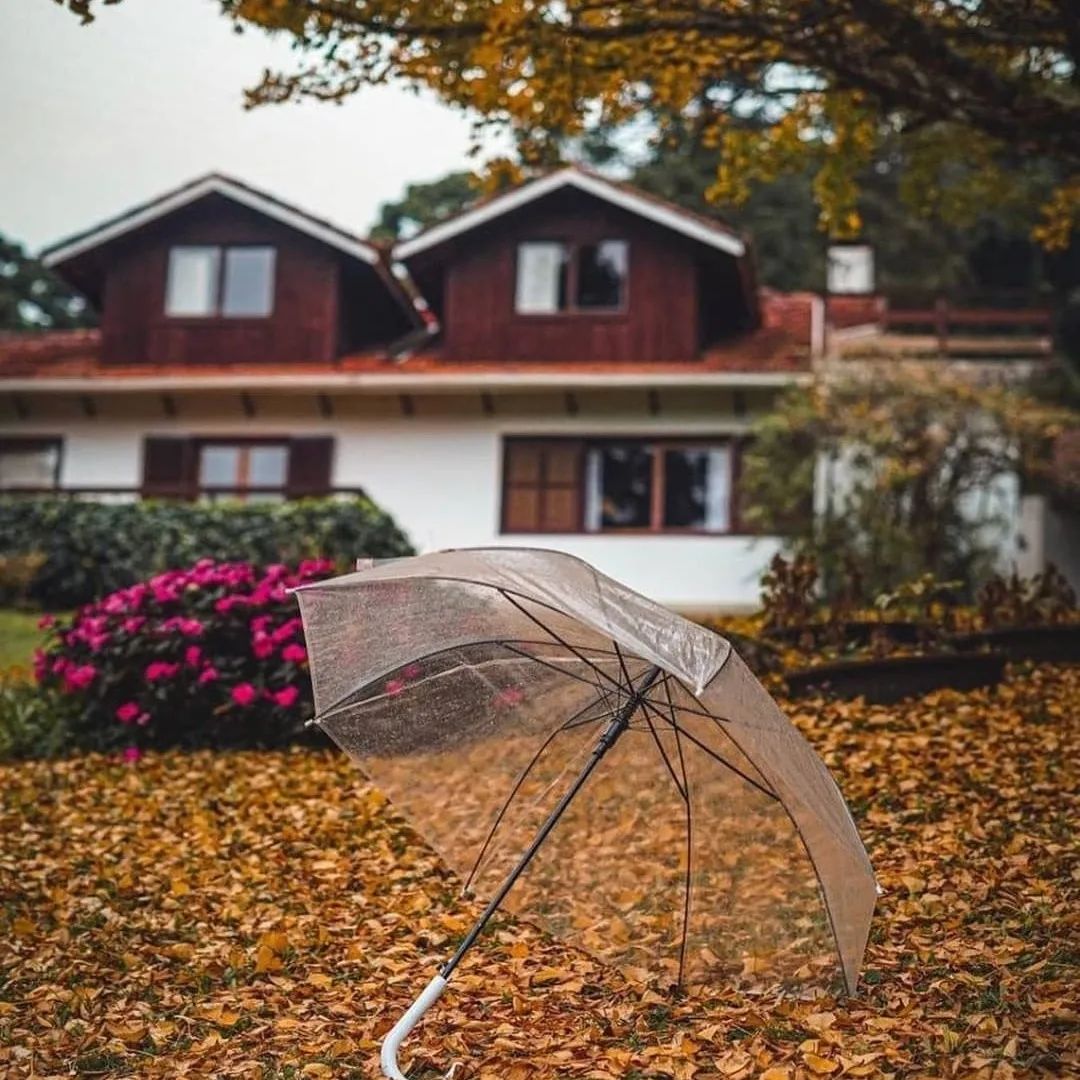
[317,393,334,419]
[240,392,256,418]
[161,394,178,418]
[11,393,28,420]
[480,392,495,416]
[564,392,579,416]
[647,389,661,416]
[733,390,748,418]
[79,394,97,419]
[399,393,415,417]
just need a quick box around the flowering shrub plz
[35,559,335,751]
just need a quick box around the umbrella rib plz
[498,590,627,695]
[664,718,780,802]
[461,695,612,895]
[498,642,619,693]
[312,635,620,722]
[637,701,688,802]
[671,713,693,988]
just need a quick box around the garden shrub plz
[34,559,336,752]
[0,496,413,610]
[0,674,75,760]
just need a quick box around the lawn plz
[0,609,43,671]
[1,664,1076,1079]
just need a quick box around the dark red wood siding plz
[408,187,751,364]
[99,195,342,366]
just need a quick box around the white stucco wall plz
[2,394,779,611]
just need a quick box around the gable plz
[395,167,747,261]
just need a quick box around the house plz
[1,169,825,610]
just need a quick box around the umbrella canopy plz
[295,547,876,999]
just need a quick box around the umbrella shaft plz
[441,664,663,979]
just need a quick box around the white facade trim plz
[0,371,811,394]
[41,176,380,267]
[395,168,746,260]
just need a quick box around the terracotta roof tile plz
[0,325,809,382]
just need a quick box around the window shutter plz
[142,437,195,498]
[502,439,583,532]
[287,437,334,498]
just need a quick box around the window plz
[165,246,275,318]
[0,438,61,490]
[198,442,289,501]
[502,437,736,533]
[514,240,628,314]
[576,241,628,309]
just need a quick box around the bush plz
[0,496,413,610]
[35,559,336,752]
[0,675,75,761]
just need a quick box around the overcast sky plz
[1,0,504,253]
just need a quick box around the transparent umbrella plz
[293,548,876,1079]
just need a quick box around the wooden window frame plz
[195,437,290,498]
[164,244,276,321]
[0,436,63,492]
[513,239,630,318]
[501,435,749,536]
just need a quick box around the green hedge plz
[0,497,415,609]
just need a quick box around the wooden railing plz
[881,299,1054,358]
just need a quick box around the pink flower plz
[146,661,180,682]
[271,620,301,644]
[184,645,202,668]
[385,678,406,696]
[63,664,97,692]
[495,687,525,708]
[116,701,142,724]
[403,663,423,680]
[122,616,146,634]
[271,685,299,708]
[197,665,219,686]
[32,649,48,682]
[281,643,307,664]
[251,634,275,659]
[37,614,55,630]
[122,746,143,764]
[215,595,249,615]
[231,682,257,706]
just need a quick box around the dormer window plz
[165,245,276,318]
[515,240,627,314]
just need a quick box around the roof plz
[394,166,748,261]
[0,327,809,391]
[40,174,382,268]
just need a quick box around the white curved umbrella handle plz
[381,974,448,1079]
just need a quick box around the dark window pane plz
[222,247,275,317]
[576,240,628,309]
[664,447,732,530]
[587,443,652,529]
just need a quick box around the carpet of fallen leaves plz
[1,664,1077,1079]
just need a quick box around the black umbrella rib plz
[672,716,693,988]
[497,590,628,696]
[462,695,612,894]
[637,701,687,802]
[498,642,619,692]
[657,702,780,803]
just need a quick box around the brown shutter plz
[502,439,583,532]
[141,437,195,499]
[287,437,334,498]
